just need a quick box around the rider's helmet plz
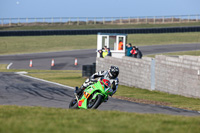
[108,66,119,79]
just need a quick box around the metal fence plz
[1,14,200,26]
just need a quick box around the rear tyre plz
[87,94,103,109]
[69,98,79,109]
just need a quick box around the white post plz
[51,17,53,23]
[112,17,113,24]
[9,18,11,26]
[137,17,139,24]
[179,15,182,23]
[154,16,156,24]
[43,18,45,23]
[77,17,79,25]
[68,17,71,25]
[86,17,88,25]
[1,19,3,26]
[94,17,96,25]
[18,18,20,25]
[162,16,165,23]
[145,16,147,24]
[172,16,174,23]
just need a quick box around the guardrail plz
[0,26,200,36]
[0,14,200,26]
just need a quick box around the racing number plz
[84,92,90,99]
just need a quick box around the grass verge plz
[0,64,7,69]
[1,69,200,111]
[0,32,200,55]
[0,105,200,133]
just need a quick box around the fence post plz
[1,19,3,26]
[9,18,11,26]
[188,15,190,22]
[172,16,174,23]
[93,17,96,25]
[86,17,88,25]
[68,17,71,25]
[18,18,20,25]
[51,17,53,23]
[154,16,156,24]
[179,15,182,23]
[151,59,155,90]
[196,15,198,22]
[145,16,147,24]
[77,17,79,25]
[162,16,165,23]
[137,17,139,24]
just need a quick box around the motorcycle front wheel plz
[87,94,103,109]
[69,98,79,109]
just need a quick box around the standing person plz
[98,49,103,58]
[131,46,137,58]
[136,47,143,58]
[102,46,108,58]
[107,48,112,56]
[131,46,143,59]
[118,40,123,50]
[125,43,132,57]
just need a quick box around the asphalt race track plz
[0,43,200,70]
[1,43,200,115]
[0,72,199,116]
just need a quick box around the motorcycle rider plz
[75,66,119,97]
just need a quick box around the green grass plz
[0,32,200,55]
[146,50,200,58]
[2,69,200,111]
[0,105,200,133]
[1,22,200,31]
[0,35,97,55]
[0,64,7,69]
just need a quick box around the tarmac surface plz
[0,72,199,116]
[1,43,200,115]
[0,43,200,70]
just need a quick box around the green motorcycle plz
[69,79,113,109]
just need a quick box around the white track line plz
[7,62,13,70]
[17,73,74,90]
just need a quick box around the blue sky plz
[0,0,199,18]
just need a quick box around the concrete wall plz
[96,55,200,98]
[155,55,200,98]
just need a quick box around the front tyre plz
[69,98,79,109]
[87,94,103,109]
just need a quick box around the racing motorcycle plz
[69,79,113,109]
